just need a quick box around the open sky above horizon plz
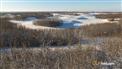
[0,0,122,12]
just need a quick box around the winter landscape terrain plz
[0,12,122,69]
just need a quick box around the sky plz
[0,0,122,12]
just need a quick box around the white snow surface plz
[10,20,61,30]
[101,62,115,65]
[57,14,109,28]
[9,13,110,30]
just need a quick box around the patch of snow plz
[57,13,109,28]
[24,17,38,21]
[88,12,108,16]
[9,20,62,30]
[9,13,111,30]
[1,14,15,18]
[79,19,109,26]
[53,13,60,16]
[101,62,115,66]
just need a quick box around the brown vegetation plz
[0,17,81,48]
[0,47,105,69]
[95,13,122,19]
[34,18,62,27]
[0,12,122,69]
[81,23,121,37]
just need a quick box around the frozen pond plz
[24,16,38,21]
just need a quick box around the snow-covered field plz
[9,13,110,30]
[10,20,62,30]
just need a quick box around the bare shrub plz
[81,23,121,37]
[0,47,101,69]
[95,13,122,19]
[34,18,62,27]
[0,17,81,47]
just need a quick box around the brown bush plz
[0,47,101,69]
[99,37,122,69]
[0,17,81,47]
[95,13,122,19]
[34,18,62,27]
[81,23,121,37]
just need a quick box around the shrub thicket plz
[34,18,62,27]
[0,17,81,48]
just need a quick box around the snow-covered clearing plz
[9,20,62,30]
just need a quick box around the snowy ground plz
[10,20,62,30]
[9,13,110,30]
